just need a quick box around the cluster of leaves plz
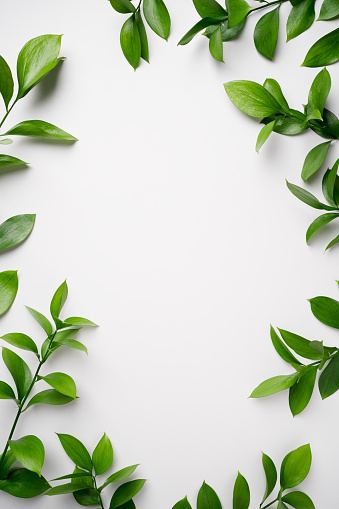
[179,0,339,65]
[287,159,339,251]
[172,445,314,509]
[47,433,145,508]
[251,284,339,415]
[109,0,171,70]
[0,34,77,316]
[0,281,97,498]
[225,68,339,179]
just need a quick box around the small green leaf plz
[120,15,141,70]
[233,473,250,509]
[250,373,298,398]
[286,0,315,42]
[1,333,38,355]
[0,214,35,251]
[0,380,16,400]
[100,465,139,491]
[209,26,224,62]
[278,329,323,360]
[261,453,277,504]
[4,120,77,141]
[272,115,307,136]
[325,235,339,251]
[197,481,222,509]
[0,270,18,316]
[0,155,27,169]
[301,141,331,182]
[54,328,80,342]
[10,435,45,476]
[270,326,301,365]
[108,0,135,13]
[192,0,227,19]
[309,296,339,328]
[318,0,339,20]
[25,306,53,336]
[256,119,276,153]
[135,11,149,63]
[0,55,14,109]
[286,180,331,210]
[306,212,339,243]
[224,81,284,118]
[64,316,97,327]
[306,68,331,121]
[323,109,339,139]
[45,482,91,496]
[280,444,312,490]
[50,280,68,320]
[2,347,31,401]
[110,479,146,508]
[254,7,280,60]
[319,355,339,399]
[143,0,171,40]
[57,434,92,472]
[39,372,77,400]
[225,0,252,28]
[17,34,63,99]
[323,159,339,206]
[0,468,50,497]
[289,365,317,415]
[93,433,113,476]
[55,339,88,354]
[302,28,339,67]
[178,18,222,45]
[25,389,74,410]
[282,491,315,509]
[172,496,193,509]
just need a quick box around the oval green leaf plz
[10,435,45,476]
[225,0,252,28]
[0,270,18,316]
[254,7,280,60]
[209,26,224,62]
[192,0,227,19]
[280,444,312,490]
[286,0,315,42]
[250,373,298,398]
[93,433,113,476]
[39,372,76,400]
[289,365,317,415]
[50,280,68,320]
[57,434,92,472]
[5,120,77,141]
[306,212,339,243]
[25,389,74,410]
[0,468,50,497]
[0,380,16,400]
[2,347,31,401]
[224,81,284,118]
[1,333,38,355]
[302,28,339,67]
[143,0,171,40]
[282,491,315,509]
[172,497,193,509]
[110,479,146,508]
[319,355,339,399]
[301,141,331,182]
[120,15,141,70]
[233,472,250,509]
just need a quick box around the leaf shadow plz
[32,60,65,105]
[0,163,28,177]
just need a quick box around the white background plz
[0,1,338,508]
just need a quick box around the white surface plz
[0,1,338,508]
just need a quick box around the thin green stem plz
[94,477,105,509]
[251,0,288,12]
[261,497,278,509]
[0,98,18,130]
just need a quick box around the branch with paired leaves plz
[172,445,314,509]
[108,0,171,70]
[47,433,145,509]
[225,68,339,181]
[0,280,97,498]
[179,0,339,66]
[251,282,339,415]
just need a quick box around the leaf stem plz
[0,98,18,130]
[94,476,105,509]
[251,0,288,12]
[261,497,278,509]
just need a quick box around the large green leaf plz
[270,326,301,365]
[318,0,339,19]
[281,491,315,509]
[10,436,45,476]
[278,329,323,360]
[120,15,141,70]
[1,333,38,355]
[0,381,16,400]
[2,347,31,401]
[57,434,92,472]
[254,7,280,60]
[233,473,250,509]
[286,0,315,42]
[301,141,331,182]
[286,181,331,210]
[143,0,171,40]
[0,270,18,316]
[309,296,339,328]
[39,372,77,400]
[0,155,27,169]
[5,121,77,141]
[92,433,113,476]
[224,81,284,118]
[225,0,252,28]
[0,468,50,497]
[302,28,339,67]
[280,444,312,490]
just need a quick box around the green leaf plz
[46,482,92,496]
[52,472,93,481]
[263,82,288,115]
[110,479,146,508]
[0,56,14,109]
[272,114,307,135]
[302,28,339,67]
[0,451,16,480]
[116,501,136,509]
[319,355,339,399]
[278,329,323,360]
[39,372,77,400]
[120,15,141,70]
[100,465,139,491]
[306,212,339,243]
[50,280,68,320]
[233,473,250,509]
[289,365,317,415]
[282,491,315,509]
[17,34,63,99]
[209,26,224,62]
[325,235,339,251]
[70,467,101,506]
[323,159,339,206]
[25,306,53,337]
[0,214,35,251]
[178,18,222,45]
[309,296,339,328]
[54,328,81,342]
[57,434,92,472]
[93,433,113,476]
[0,155,27,169]
[301,141,331,182]
[10,436,45,476]
[280,444,312,490]
[64,316,97,327]
[2,347,31,401]
[0,468,50,497]
[108,0,135,13]
[323,109,339,139]
[256,119,276,153]
[143,0,171,40]
[25,389,73,410]
[192,0,227,19]
[286,180,330,210]
[250,373,298,398]
[270,326,301,365]
[0,270,18,316]
[254,7,280,60]
[4,120,77,141]
[318,0,339,20]
[197,481,222,509]
[286,0,315,42]
[135,11,149,63]
[56,339,88,354]
[172,497,193,509]
[203,19,245,42]
[225,0,252,28]
[261,453,277,504]
[0,380,16,400]
[306,68,331,121]
[224,81,284,118]
[1,333,38,355]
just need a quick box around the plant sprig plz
[251,281,339,415]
